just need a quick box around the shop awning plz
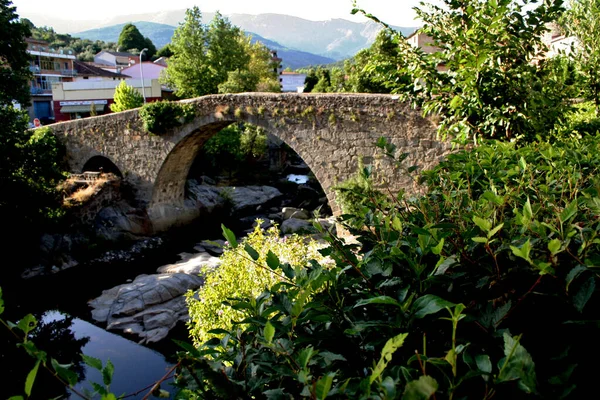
[60,104,106,113]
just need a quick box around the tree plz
[345,30,408,93]
[218,38,280,93]
[161,7,213,98]
[143,36,157,60]
[162,7,274,98]
[117,23,156,59]
[353,0,566,142]
[0,1,65,268]
[110,80,143,112]
[562,0,600,116]
[156,44,174,59]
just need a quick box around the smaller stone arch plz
[82,155,123,178]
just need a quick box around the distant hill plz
[75,21,176,49]
[75,22,336,69]
[67,12,417,61]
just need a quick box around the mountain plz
[67,12,417,61]
[75,21,334,69]
[247,33,335,70]
[76,21,176,49]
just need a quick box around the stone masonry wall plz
[51,93,451,232]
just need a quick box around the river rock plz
[226,186,282,212]
[157,251,221,275]
[281,218,315,234]
[94,201,148,242]
[198,239,226,255]
[89,272,204,343]
[186,182,225,212]
[282,207,310,220]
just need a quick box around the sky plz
[11,0,421,28]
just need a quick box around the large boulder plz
[281,218,316,234]
[89,272,204,343]
[226,186,282,213]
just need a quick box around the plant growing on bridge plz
[109,80,143,113]
[139,101,195,134]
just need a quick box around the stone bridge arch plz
[51,93,449,232]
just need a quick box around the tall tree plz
[0,0,65,268]
[117,23,156,59]
[353,0,566,142]
[562,0,600,116]
[1,0,32,106]
[163,8,273,98]
[161,6,212,98]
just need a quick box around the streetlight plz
[139,48,148,103]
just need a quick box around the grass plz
[61,173,115,207]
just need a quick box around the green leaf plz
[315,373,334,400]
[354,296,402,308]
[264,321,275,344]
[497,333,537,393]
[102,359,114,386]
[433,255,457,276]
[566,265,587,292]
[518,156,527,171]
[17,314,37,336]
[392,216,402,231]
[319,351,347,366]
[221,224,238,249]
[488,223,504,238]
[412,295,455,319]
[510,239,532,263]
[472,236,488,243]
[475,354,492,374]
[298,347,316,369]
[560,200,578,224]
[481,191,504,205]
[0,287,4,315]
[82,354,103,371]
[51,358,78,386]
[244,244,260,261]
[25,360,40,396]
[473,216,492,232]
[523,198,533,220]
[402,375,439,399]
[431,238,444,255]
[8,397,24,400]
[548,238,561,254]
[573,276,595,313]
[266,251,280,270]
[371,333,408,384]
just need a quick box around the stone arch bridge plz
[50,93,449,232]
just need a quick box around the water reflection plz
[39,311,176,398]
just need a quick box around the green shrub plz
[176,136,600,398]
[138,101,195,134]
[185,224,324,346]
[110,80,143,112]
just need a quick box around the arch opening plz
[82,156,123,178]
[149,118,333,233]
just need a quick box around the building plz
[52,79,162,122]
[280,72,306,92]
[94,51,141,74]
[406,31,440,55]
[120,61,166,80]
[26,38,77,123]
[73,60,130,82]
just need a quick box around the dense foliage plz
[193,123,268,178]
[1,1,66,267]
[117,23,156,60]
[186,225,325,346]
[161,7,279,98]
[562,0,600,116]
[175,136,600,398]
[109,80,143,112]
[138,100,196,134]
[21,18,118,62]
